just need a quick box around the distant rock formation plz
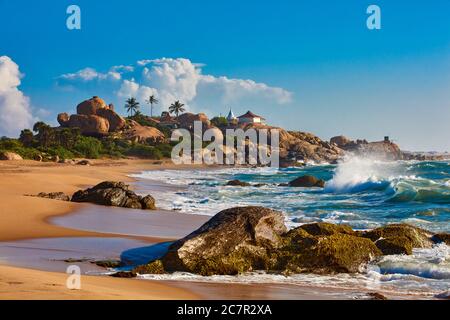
[330,135,402,160]
[58,96,126,136]
[177,112,211,130]
[123,120,166,144]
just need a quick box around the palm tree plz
[125,97,140,117]
[145,95,159,117]
[169,100,185,118]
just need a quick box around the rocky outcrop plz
[76,96,108,116]
[276,229,381,274]
[122,120,165,144]
[159,206,287,275]
[0,152,23,161]
[66,114,110,136]
[362,224,434,251]
[330,135,352,148]
[133,207,448,277]
[58,96,126,136]
[330,136,402,160]
[178,113,211,130]
[57,113,70,126]
[288,175,325,188]
[71,181,156,210]
[96,108,126,132]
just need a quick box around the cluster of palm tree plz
[124,95,186,119]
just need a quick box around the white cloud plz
[0,56,35,137]
[57,57,293,115]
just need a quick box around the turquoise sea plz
[131,157,450,297]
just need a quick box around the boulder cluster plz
[32,181,156,210]
[132,206,449,276]
[58,96,126,136]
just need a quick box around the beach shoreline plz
[0,158,441,300]
[0,159,210,300]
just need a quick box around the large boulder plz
[160,206,287,275]
[57,113,70,126]
[135,208,384,276]
[71,181,156,210]
[0,152,23,161]
[96,108,126,132]
[276,229,382,274]
[76,96,108,116]
[362,224,434,252]
[288,175,325,188]
[67,114,110,136]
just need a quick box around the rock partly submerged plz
[71,181,156,210]
[288,175,325,188]
[132,207,446,277]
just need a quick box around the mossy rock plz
[133,260,165,275]
[283,233,382,274]
[93,260,122,268]
[362,224,433,249]
[299,222,356,236]
[375,236,413,255]
[432,233,450,245]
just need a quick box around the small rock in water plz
[226,180,251,187]
[288,175,325,188]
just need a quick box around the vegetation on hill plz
[0,120,174,161]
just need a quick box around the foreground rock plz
[362,224,434,255]
[158,206,287,276]
[71,181,156,210]
[0,152,23,161]
[133,208,448,277]
[288,175,325,188]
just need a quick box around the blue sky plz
[0,0,449,151]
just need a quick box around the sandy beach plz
[0,159,206,300]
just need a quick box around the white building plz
[237,111,265,124]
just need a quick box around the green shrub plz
[74,136,103,159]
[125,144,163,159]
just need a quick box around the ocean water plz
[131,156,450,297]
